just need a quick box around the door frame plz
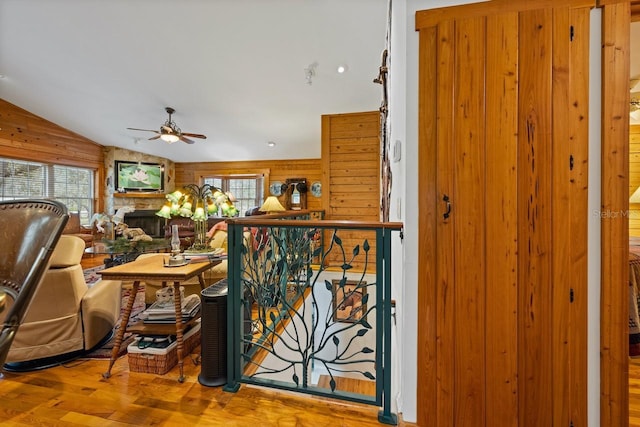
[600,1,630,426]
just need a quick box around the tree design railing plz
[224,212,402,425]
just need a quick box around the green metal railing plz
[224,211,402,425]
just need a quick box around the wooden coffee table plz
[98,254,219,382]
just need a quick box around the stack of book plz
[183,250,227,263]
[139,293,201,324]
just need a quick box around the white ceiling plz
[0,0,388,162]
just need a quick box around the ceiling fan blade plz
[181,132,207,139]
[127,127,159,134]
[148,135,161,140]
[180,136,196,144]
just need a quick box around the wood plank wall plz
[630,124,640,236]
[174,159,323,213]
[321,111,380,271]
[0,98,105,212]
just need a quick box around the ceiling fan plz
[127,107,207,144]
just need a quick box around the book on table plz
[183,253,227,262]
[140,293,201,323]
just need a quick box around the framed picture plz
[114,161,164,192]
[283,178,307,210]
[332,279,366,323]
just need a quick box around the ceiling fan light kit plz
[127,107,207,145]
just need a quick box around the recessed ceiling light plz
[337,64,348,74]
[267,141,276,147]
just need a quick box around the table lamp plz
[259,196,286,214]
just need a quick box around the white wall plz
[588,9,602,426]
[390,1,602,424]
[389,0,482,422]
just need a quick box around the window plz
[0,158,95,224]
[204,174,264,216]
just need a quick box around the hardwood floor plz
[631,358,640,426]
[0,348,413,426]
[0,254,411,426]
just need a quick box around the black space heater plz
[198,279,228,387]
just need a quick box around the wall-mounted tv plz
[115,161,164,192]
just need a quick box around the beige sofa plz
[5,235,121,365]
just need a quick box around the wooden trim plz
[568,7,591,426]
[600,2,631,426]
[229,216,403,231]
[415,0,596,30]
[417,26,438,427]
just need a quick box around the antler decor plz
[374,49,390,222]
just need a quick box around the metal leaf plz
[362,347,374,353]
[362,293,369,305]
[356,329,368,337]
[325,280,332,291]
[332,335,340,346]
[330,378,337,391]
[363,240,370,251]
[353,245,360,256]
[292,373,299,386]
[363,372,375,380]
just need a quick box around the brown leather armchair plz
[4,235,121,369]
[61,212,94,248]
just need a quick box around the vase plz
[190,218,209,251]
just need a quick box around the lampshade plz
[631,186,640,203]
[155,204,172,219]
[160,133,180,143]
[259,196,286,214]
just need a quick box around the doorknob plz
[443,194,451,219]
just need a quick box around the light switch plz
[393,140,402,162]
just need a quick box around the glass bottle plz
[292,185,301,208]
[171,224,181,254]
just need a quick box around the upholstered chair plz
[0,199,69,375]
[4,235,121,368]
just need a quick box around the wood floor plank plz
[631,358,640,427]
[0,347,413,426]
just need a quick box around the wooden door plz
[417,2,590,426]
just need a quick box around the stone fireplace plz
[122,210,166,238]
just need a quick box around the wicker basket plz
[127,321,201,374]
